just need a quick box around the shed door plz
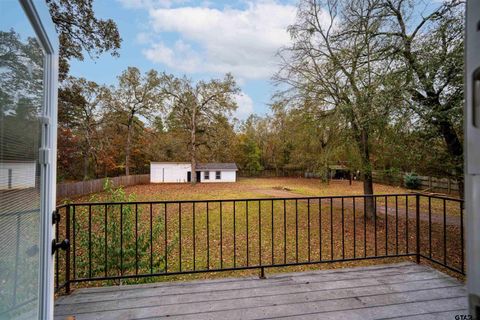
[466,1,480,317]
[0,1,57,319]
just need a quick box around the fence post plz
[416,194,421,264]
[65,205,71,294]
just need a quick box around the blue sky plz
[68,0,299,119]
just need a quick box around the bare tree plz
[380,0,465,196]
[160,73,239,184]
[276,0,400,217]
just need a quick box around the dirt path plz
[253,187,462,226]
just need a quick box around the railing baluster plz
[120,204,123,276]
[385,196,388,256]
[271,200,274,265]
[443,199,447,266]
[150,203,153,274]
[353,198,356,259]
[135,204,138,276]
[395,196,398,256]
[246,201,249,266]
[193,202,196,271]
[179,203,182,272]
[164,203,167,273]
[307,199,311,262]
[234,201,236,268]
[406,196,409,254]
[416,194,421,264]
[258,200,262,266]
[65,205,71,294]
[330,198,333,260]
[295,199,298,263]
[220,202,223,269]
[374,197,377,257]
[460,201,464,273]
[207,202,210,270]
[73,205,76,280]
[89,205,92,278]
[363,197,367,258]
[341,198,344,259]
[104,204,107,278]
[319,198,322,261]
[429,196,432,259]
[283,199,287,264]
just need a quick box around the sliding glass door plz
[0,1,57,319]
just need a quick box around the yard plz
[62,177,416,202]
[55,178,464,293]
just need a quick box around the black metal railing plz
[54,193,464,294]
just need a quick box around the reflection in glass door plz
[0,1,46,318]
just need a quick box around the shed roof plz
[197,163,238,170]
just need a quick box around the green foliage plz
[404,173,421,190]
[75,179,176,284]
[47,0,122,79]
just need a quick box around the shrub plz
[404,172,421,190]
[75,179,177,284]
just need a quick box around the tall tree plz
[381,0,465,196]
[276,0,399,216]
[58,77,106,179]
[46,0,122,79]
[108,67,162,175]
[160,73,239,183]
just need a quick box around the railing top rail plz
[55,192,462,208]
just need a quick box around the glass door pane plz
[0,1,45,318]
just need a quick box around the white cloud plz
[234,92,254,120]
[142,1,297,79]
[118,0,191,9]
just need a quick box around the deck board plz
[54,262,468,320]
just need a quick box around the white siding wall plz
[150,163,190,183]
[150,163,237,183]
[0,162,36,189]
[201,170,236,183]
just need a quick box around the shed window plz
[216,171,221,180]
[204,171,210,180]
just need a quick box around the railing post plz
[260,267,266,279]
[415,194,421,264]
[65,205,71,294]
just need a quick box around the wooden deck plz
[54,262,467,320]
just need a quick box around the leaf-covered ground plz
[55,178,464,295]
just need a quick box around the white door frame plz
[19,1,59,319]
[465,1,480,318]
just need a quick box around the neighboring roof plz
[197,163,238,170]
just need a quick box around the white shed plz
[150,162,238,183]
[0,161,37,190]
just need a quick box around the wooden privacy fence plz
[57,174,150,199]
[372,171,459,194]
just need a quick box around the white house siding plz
[201,170,236,183]
[150,163,191,183]
[151,162,237,183]
[0,161,36,190]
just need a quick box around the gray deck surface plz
[54,262,467,320]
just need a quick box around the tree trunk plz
[190,111,197,184]
[125,123,131,176]
[83,152,89,181]
[359,129,375,219]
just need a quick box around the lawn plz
[55,178,464,293]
